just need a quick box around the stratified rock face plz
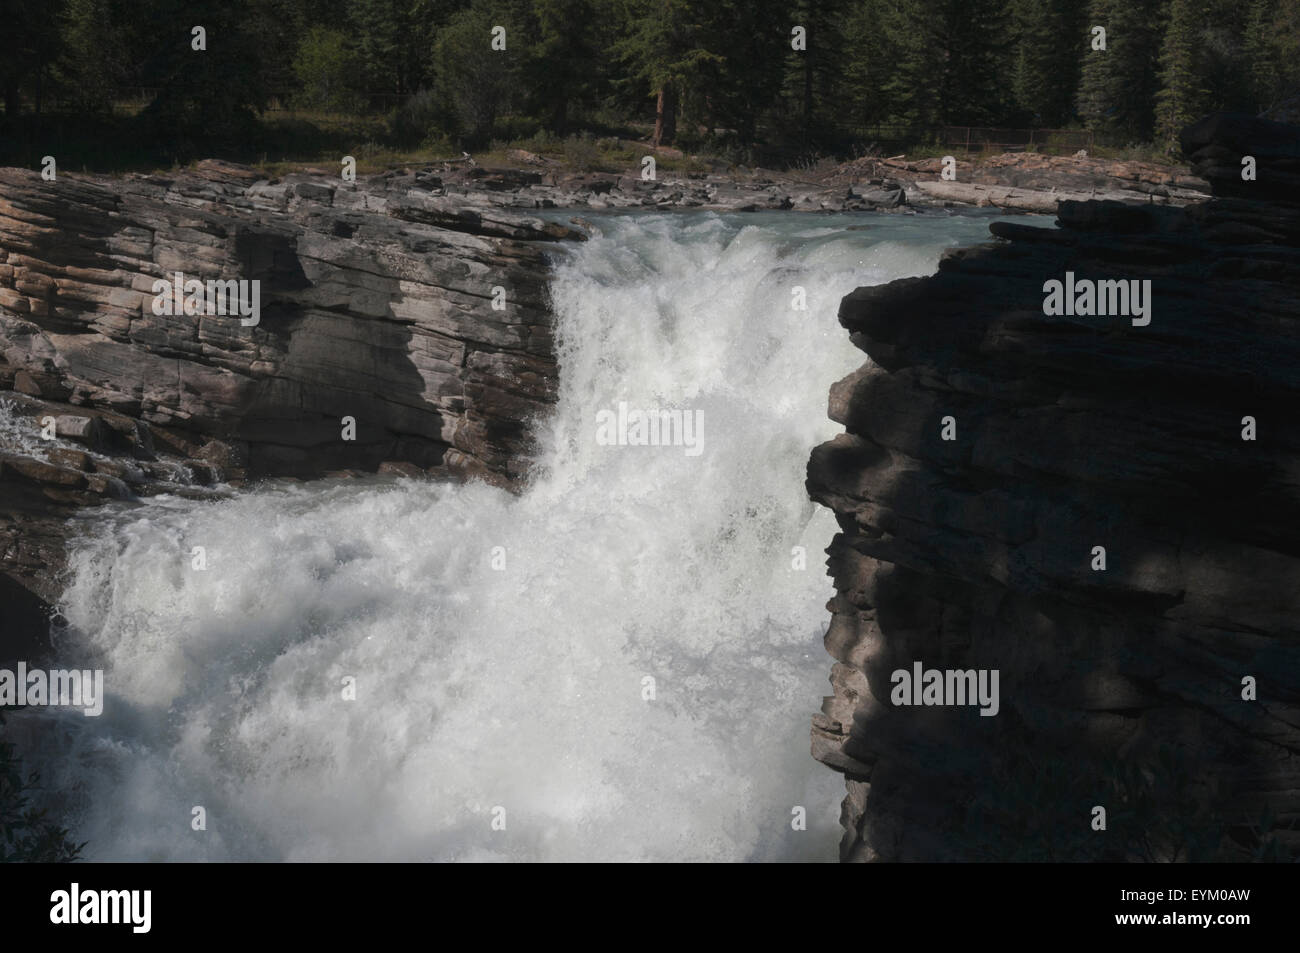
[0,161,577,645]
[0,160,574,489]
[807,114,1300,862]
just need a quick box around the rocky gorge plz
[807,113,1300,861]
[0,160,587,657]
[0,146,1200,656]
[1,114,1293,863]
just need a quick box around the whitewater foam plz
[28,209,1028,861]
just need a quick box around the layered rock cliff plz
[0,161,578,648]
[808,113,1300,862]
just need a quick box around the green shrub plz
[492,115,543,143]
[562,134,602,171]
[389,89,451,148]
[292,27,366,114]
[432,3,520,146]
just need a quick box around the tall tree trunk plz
[653,81,676,146]
[3,80,19,118]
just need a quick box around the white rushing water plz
[30,209,1025,861]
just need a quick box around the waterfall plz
[33,209,1017,861]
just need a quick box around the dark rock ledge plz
[807,114,1300,862]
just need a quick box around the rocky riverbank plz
[0,133,1230,850]
[807,113,1300,861]
[422,146,1210,214]
[7,144,1168,644]
[0,160,583,656]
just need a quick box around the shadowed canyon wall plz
[808,114,1300,862]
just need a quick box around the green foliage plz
[837,2,894,128]
[1011,0,1089,126]
[1077,0,1167,144]
[0,0,66,117]
[58,0,130,113]
[1243,0,1300,115]
[293,27,366,113]
[0,714,85,863]
[432,0,523,145]
[614,0,720,105]
[1155,0,1212,152]
[2,0,1298,167]
[832,0,1014,130]
[525,0,606,133]
[388,88,453,147]
[775,0,850,145]
[133,0,276,161]
[349,0,441,97]
[1243,0,1282,111]
[1149,0,1286,149]
[561,132,603,171]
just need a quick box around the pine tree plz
[58,0,126,112]
[849,0,1012,130]
[350,0,443,99]
[0,0,66,117]
[1077,0,1167,144]
[432,0,526,143]
[614,0,717,145]
[874,0,943,126]
[292,26,365,112]
[1011,0,1089,126]
[775,0,852,147]
[693,0,788,145]
[133,0,280,159]
[1155,0,1209,151]
[836,0,921,130]
[938,0,1014,126]
[616,0,786,149]
[527,0,604,133]
[1243,0,1286,112]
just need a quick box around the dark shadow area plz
[0,573,54,669]
[809,113,1300,862]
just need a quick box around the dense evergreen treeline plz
[1,0,1298,162]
